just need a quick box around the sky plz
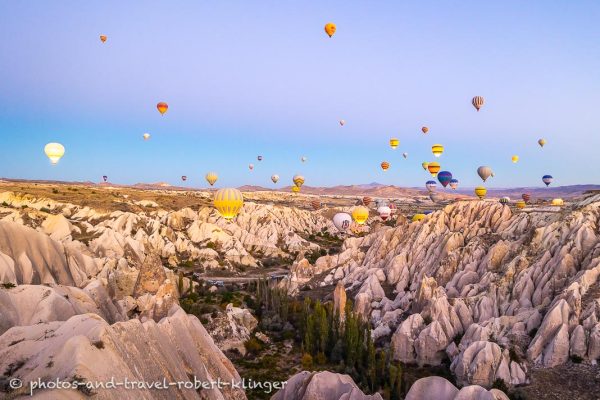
[1,1,599,189]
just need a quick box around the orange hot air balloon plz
[157,102,168,116]
[422,126,429,134]
[427,162,440,177]
[310,199,321,210]
[100,35,107,43]
[324,23,337,37]
[362,196,372,207]
[381,161,390,171]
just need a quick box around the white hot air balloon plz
[271,174,279,184]
[143,133,150,140]
[301,156,307,162]
[402,152,408,159]
[377,206,391,221]
[44,143,65,165]
[333,213,352,232]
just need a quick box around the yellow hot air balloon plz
[512,155,519,163]
[422,162,429,171]
[205,172,218,186]
[100,35,107,43]
[44,143,65,165]
[421,126,429,134]
[291,185,300,194]
[427,162,440,177]
[551,198,564,206]
[293,174,305,187]
[538,138,546,147]
[474,186,487,199]
[412,213,426,222]
[431,144,444,158]
[143,133,150,140]
[324,22,336,37]
[157,102,168,115]
[516,200,526,209]
[472,96,484,111]
[214,188,244,220]
[352,206,369,225]
[381,161,390,171]
[389,138,399,149]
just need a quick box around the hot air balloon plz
[423,211,433,215]
[427,162,440,177]
[431,144,444,158]
[271,174,279,184]
[44,143,65,165]
[311,199,321,210]
[449,179,459,190]
[103,175,108,182]
[412,214,426,222]
[352,206,369,225]
[100,35,107,43]
[157,102,168,115]
[422,162,429,171]
[538,138,546,147]
[249,164,254,171]
[477,166,493,182]
[325,23,337,37]
[516,200,526,209]
[422,126,429,134]
[491,172,496,178]
[512,155,519,163]
[522,193,531,203]
[474,186,487,199]
[362,197,372,207]
[389,138,399,149]
[293,174,305,187]
[381,161,390,171]
[214,188,244,220]
[339,119,345,126]
[551,198,564,206]
[388,202,397,214]
[143,133,150,140]
[426,180,437,192]
[499,197,510,205]
[301,156,307,162]
[181,176,187,181]
[542,175,553,186]
[472,96,484,111]
[437,171,452,188]
[377,206,391,221]
[333,213,352,232]
[291,186,300,194]
[205,172,218,186]
[403,152,408,159]
[257,155,263,161]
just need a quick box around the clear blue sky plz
[1,1,599,189]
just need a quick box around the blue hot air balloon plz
[542,175,554,187]
[449,179,459,190]
[437,171,453,188]
[426,180,437,192]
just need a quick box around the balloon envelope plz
[427,162,440,177]
[325,23,337,37]
[333,213,352,232]
[214,188,244,220]
[389,138,399,149]
[377,206,391,221]
[352,206,369,225]
[293,174,305,187]
[426,180,437,192]
[271,174,279,184]
[475,186,487,199]
[431,144,444,157]
[157,102,168,115]
[143,133,150,140]
[472,96,484,111]
[449,179,459,190]
[44,143,65,165]
[381,161,390,171]
[437,171,452,187]
[205,172,218,186]
[477,166,493,182]
[542,175,553,186]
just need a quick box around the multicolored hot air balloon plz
[325,23,337,37]
[271,174,279,184]
[551,198,564,206]
[257,155,263,161]
[427,162,440,177]
[389,138,399,149]
[538,138,546,147]
[143,133,150,140]
[422,126,429,134]
[412,213,426,222]
[516,200,526,209]
[422,162,429,171]
[381,161,390,171]
[472,96,484,111]
[542,175,553,187]
[426,180,437,192]
[431,144,444,158]
[449,179,459,190]
[377,206,391,221]
[522,193,531,203]
[157,102,168,115]
[311,199,321,210]
[44,143,65,165]
[205,172,218,186]
[333,213,352,232]
[352,206,369,225]
[477,166,493,182]
[214,188,244,220]
[100,35,107,43]
[293,174,305,187]
[362,197,372,207]
[103,175,108,182]
[499,197,510,205]
[403,152,408,159]
[181,176,187,181]
[512,155,519,163]
[249,164,254,171]
[437,171,452,188]
[474,186,487,199]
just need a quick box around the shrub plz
[570,354,583,363]
[491,378,509,393]
[52,189,59,194]
[301,353,313,370]
[244,338,264,355]
[92,340,105,349]
[315,352,327,365]
[509,347,521,363]
[528,328,538,338]
[1,282,16,289]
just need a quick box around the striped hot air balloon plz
[474,186,487,199]
[293,174,305,187]
[352,206,369,225]
[472,96,484,111]
[499,197,510,205]
[205,172,218,186]
[431,144,444,158]
[214,188,244,220]
[157,102,168,115]
[422,126,429,134]
[388,202,397,214]
[427,162,440,177]
[381,161,390,171]
[449,179,459,190]
[310,199,321,210]
[426,180,437,192]
[362,197,372,207]
[389,138,399,149]
[542,175,553,186]
[437,171,452,187]
[522,193,531,203]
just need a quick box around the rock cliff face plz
[306,194,600,388]
[271,371,383,400]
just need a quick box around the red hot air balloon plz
[310,199,321,210]
[362,197,372,207]
[522,193,531,203]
